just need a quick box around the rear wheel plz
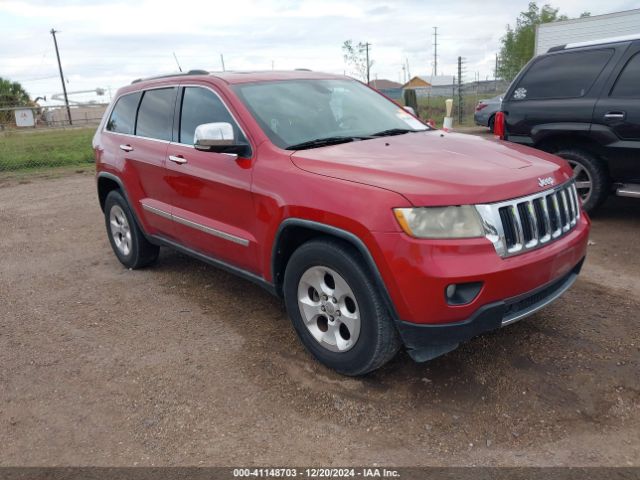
[283,238,400,376]
[104,190,159,269]
[488,114,495,133]
[555,148,609,213]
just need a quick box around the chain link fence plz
[0,104,106,172]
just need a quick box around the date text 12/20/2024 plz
[232,468,400,477]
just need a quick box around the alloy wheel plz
[297,266,361,353]
[109,205,132,256]
[567,159,593,205]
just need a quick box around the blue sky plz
[1,0,637,104]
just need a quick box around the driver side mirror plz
[194,122,250,156]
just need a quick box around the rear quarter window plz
[611,52,640,98]
[511,49,613,101]
[106,92,141,135]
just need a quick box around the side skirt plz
[149,235,277,297]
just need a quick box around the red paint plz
[94,71,590,325]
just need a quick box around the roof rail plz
[131,69,209,84]
[549,33,640,52]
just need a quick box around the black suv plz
[500,34,640,212]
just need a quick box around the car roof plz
[130,69,348,86]
[549,33,640,52]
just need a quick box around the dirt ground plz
[1,170,639,467]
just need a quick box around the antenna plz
[220,54,226,72]
[173,52,182,72]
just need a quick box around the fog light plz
[445,282,484,306]
[446,284,457,299]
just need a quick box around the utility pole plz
[494,53,499,91]
[220,54,226,72]
[433,26,438,77]
[365,42,371,84]
[406,57,411,80]
[50,28,72,126]
[457,56,464,124]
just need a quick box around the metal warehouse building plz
[535,8,640,55]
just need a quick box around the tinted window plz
[106,92,141,134]
[136,88,176,141]
[611,52,640,98]
[513,49,613,101]
[179,87,245,144]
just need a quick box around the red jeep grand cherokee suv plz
[93,70,590,375]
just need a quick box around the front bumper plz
[395,257,583,359]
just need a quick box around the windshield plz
[233,79,429,149]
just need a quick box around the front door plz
[165,85,258,273]
[593,44,640,183]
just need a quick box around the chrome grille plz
[476,181,581,258]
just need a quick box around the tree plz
[342,40,374,82]
[497,3,589,81]
[0,77,30,108]
[0,77,32,125]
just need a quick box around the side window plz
[512,49,613,101]
[611,52,640,98]
[106,92,141,134]
[179,87,246,144]
[135,88,176,141]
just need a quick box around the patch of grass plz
[402,92,502,128]
[0,127,96,172]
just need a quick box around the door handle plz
[604,111,625,119]
[119,144,133,152]
[168,155,187,165]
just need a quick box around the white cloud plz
[0,0,637,103]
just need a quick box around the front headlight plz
[393,206,485,239]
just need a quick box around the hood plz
[290,131,572,206]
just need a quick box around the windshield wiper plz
[371,128,424,137]
[285,136,362,151]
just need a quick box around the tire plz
[488,114,495,133]
[104,190,159,269]
[554,148,609,213]
[283,238,400,376]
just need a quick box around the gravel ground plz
[0,170,638,467]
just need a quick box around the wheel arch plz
[97,172,151,236]
[97,172,126,212]
[271,218,399,320]
[534,133,610,175]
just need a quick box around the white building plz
[535,9,640,55]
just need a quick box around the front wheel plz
[283,238,400,376]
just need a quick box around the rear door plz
[593,43,640,182]
[129,87,178,236]
[102,89,177,236]
[164,84,258,273]
[504,48,615,142]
